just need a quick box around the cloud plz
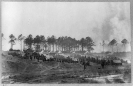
[2,2,131,52]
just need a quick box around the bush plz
[9,48,13,51]
[113,79,125,83]
[105,51,111,54]
[9,49,20,52]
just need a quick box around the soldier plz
[101,59,105,68]
[82,57,88,70]
[30,54,32,60]
[41,54,46,62]
[32,51,36,60]
[36,53,40,62]
[82,61,86,70]
[110,60,114,66]
[26,52,30,59]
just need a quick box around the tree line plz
[2,33,129,52]
[8,34,95,52]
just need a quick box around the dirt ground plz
[1,51,131,84]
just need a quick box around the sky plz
[1,2,131,52]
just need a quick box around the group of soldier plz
[21,50,123,70]
[23,51,57,62]
[80,56,122,70]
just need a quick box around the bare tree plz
[121,39,128,52]
[108,39,117,52]
[18,34,25,51]
[9,34,16,50]
[100,40,106,53]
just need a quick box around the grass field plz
[1,51,131,84]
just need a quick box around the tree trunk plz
[123,44,125,52]
[57,45,59,51]
[29,44,32,49]
[82,45,84,51]
[56,44,58,51]
[63,46,65,51]
[21,41,22,51]
[112,46,113,52]
[50,45,52,51]
[62,46,63,51]
[77,46,79,51]
[45,47,46,50]
[23,41,25,50]
[103,45,104,53]
[117,45,118,52]
[58,45,60,51]
[48,44,51,51]
[11,43,13,50]
[64,46,65,51]
[53,44,54,51]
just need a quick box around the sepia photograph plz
[1,1,131,84]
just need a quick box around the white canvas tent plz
[113,60,121,63]
[39,50,44,55]
[57,51,62,54]
[72,51,75,53]
[84,51,89,54]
